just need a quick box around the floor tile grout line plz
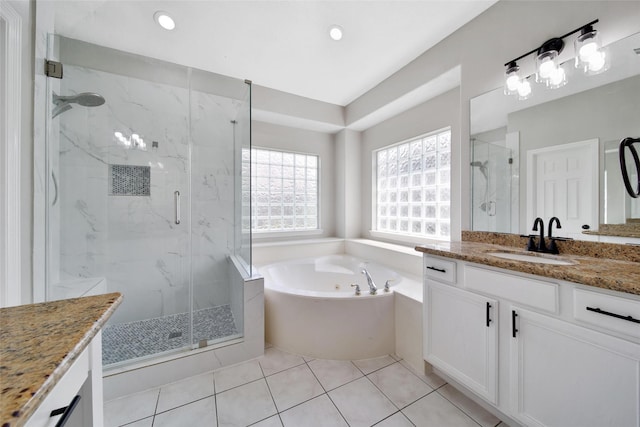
[372,410,417,427]
[398,359,446,389]
[152,393,216,416]
[434,388,488,427]
[304,358,330,394]
[322,391,353,427]
[150,388,160,427]
[214,376,264,396]
[362,370,402,412]
[302,356,353,427]
[214,389,220,427]
[259,361,282,422]
[363,360,439,412]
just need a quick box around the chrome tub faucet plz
[361,268,377,295]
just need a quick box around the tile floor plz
[105,346,504,427]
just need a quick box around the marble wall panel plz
[52,63,245,325]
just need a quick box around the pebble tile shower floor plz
[102,305,238,365]
[105,346,504,427]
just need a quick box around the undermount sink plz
[486,251,577,266]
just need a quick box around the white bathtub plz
[260,255,415,360]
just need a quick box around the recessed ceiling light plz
[154,11,175,31]
[329,25,343,41]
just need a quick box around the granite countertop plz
[0,292,122,427]
[415,239,640,296]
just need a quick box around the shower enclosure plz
[471,139,514,233]
[44,35,252,367]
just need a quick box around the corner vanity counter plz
[416,232,640,427]
[0,293,122,427]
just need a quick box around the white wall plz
[335,129,362,238]
[2,0,33,305]
[251,120,336,240]
[348,0,640,236]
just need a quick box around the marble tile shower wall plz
[56,64,241,325]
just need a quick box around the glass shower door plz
[471,140,513,233]
[45,35,250,367]
[46,35,193,365]
[189,71,250,346]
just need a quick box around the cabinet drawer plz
[424,257,456,284]
[465,265,558,313]
[25,346,89,427]
[574,288,640,340]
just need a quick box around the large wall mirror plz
[470,31,640,242]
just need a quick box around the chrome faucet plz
[361,269,377,295]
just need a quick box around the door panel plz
[527,139,598,237]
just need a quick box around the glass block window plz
[248,147,319,233]
[374,128,451,239]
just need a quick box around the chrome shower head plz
[470,160,489,180]
[52,92,106,118]
[53,92,105,107]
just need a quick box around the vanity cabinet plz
[425,280,498,403]
[25,331,104,427]
[422,254,640,427]
[510,306,640,427]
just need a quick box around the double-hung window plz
[374,128,451,240]
[247,147,319,233]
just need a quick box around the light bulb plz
[588,50,606,72]
[504,62,521,95]
[548,66,567,89]
[329,25,343,41]
[506,75,520,92]
[579,40,599,61]
[517,80,532,100]
[154,11,175,31]
[575,27,607,75]
[538,58,556,79]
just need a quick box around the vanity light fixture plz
[503,19,606,99]
[575,25,608,74]
[329,25,343,41]
[154,11,175,31]
[503,61,521,95]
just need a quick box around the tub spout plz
[361,268,377,295]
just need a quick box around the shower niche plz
[44,35,252,367]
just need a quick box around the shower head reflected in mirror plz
[470,160,489,180]
[52,92,106,118]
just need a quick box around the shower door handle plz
[174,191,181,224]
[51,170,59,206]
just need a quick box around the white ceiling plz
[53,0,496,107]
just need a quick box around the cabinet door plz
[425,280,498,403]
[510,307,640,427]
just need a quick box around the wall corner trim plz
[0,2,23,307]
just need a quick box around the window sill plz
[252,229,324,240]
[368,230,450,246]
